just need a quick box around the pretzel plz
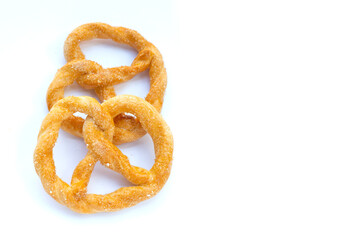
[34,95,173,213]
[47,23,167,145]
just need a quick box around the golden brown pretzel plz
[47,23,167,144]
[34,95,173,213]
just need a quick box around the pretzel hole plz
[114,69,150,99]
[73,111,87,120]
[80,39,138,68]
[86,162,134,194]
[52,129,88,184]
[117,134,155,171]
[123,112,135,118]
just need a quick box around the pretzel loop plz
[64,23,151,61]
[34,96,115,207]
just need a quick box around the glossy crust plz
[47,23,167,144]
[34,95,173,213]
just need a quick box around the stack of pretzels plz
[33,23,174,214]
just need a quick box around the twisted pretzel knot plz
[34,95,173,213]
[47,23,167,145]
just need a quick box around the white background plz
[1,0,360,239]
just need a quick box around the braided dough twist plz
[47,23,167,144]
[34,95,173,213]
